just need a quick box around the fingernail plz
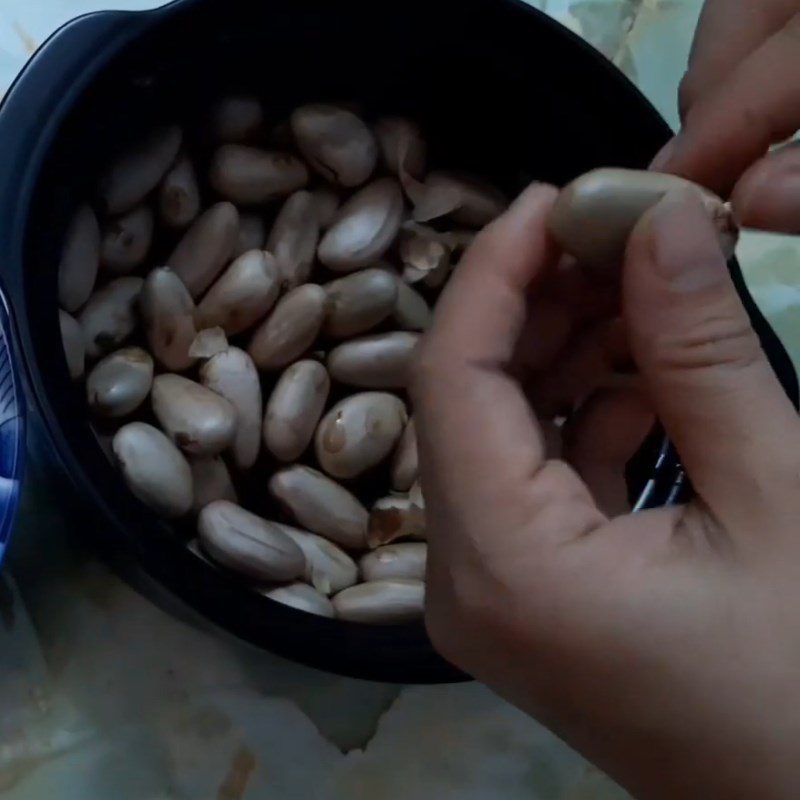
[506,181,559,231]
[646,188,728,292]
[509,180,546,211]
[649,136,678,171]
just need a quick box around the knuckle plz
[529,497,601,541]
[649,307,763,375]
[529,460,580,499]
[527,462,602,529]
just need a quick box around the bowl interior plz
[20,0,670,682]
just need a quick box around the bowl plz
[0,0,794,683]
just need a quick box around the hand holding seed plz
[413,183,800,799]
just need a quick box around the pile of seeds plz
[58,99,506,624]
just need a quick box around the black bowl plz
[0,0,794,683]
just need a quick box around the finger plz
[562,387,655,517]
[654,14,800,194]
[651,0,796,170]
[514,257,619,383]
[549,257,619,322]
[730,142,800,232]
[623,188,800,531]
[412,184,605,545]
[514,297,576,380]
[529,318,634,418]
[679,0,796,117]
[413,183,560,500]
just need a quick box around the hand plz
[411,184,800,799]
[653,0,800,231]
[453,200,654,517]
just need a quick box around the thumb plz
[623,189,800,527]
